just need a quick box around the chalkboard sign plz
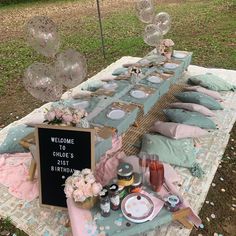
[35,125,95,209]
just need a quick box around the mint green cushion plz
[0,124,34,154]
[188,73,236,91]
[175,91,223,110]
[163,108,217,129]
[112,67,128,76]
[140,134,196,167]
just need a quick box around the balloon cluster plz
[24,16,87,102]
[135,0,171,48]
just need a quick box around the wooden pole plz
[96,0,106,59]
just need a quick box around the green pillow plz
[175,91,223,110]
[112,67,128,76]
[163,108,217,129]
[140,134,196,168]
[188,73,236,91]
[0,124,34,154]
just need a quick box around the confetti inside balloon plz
[135,0,153,12]
[26,16,60,58]
[137,7,155,24]
[23,62,63,102]
[153,12,171,35]
[55,49,87,89]
[144,24,163,47]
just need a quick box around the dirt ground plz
[0,1,235,236]
[190,123,236,236]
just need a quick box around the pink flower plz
[64,168,100,202]
[54,108,64,119]
[82,184,93,198]
[73,189,86,202]
[92,183,102,196]
[82,168,91,175]
[85,174,96,184]
[73,170,81,176]
[62,114,73,123]
[71,176,81,187]
[45,111,56,121]
[162,39,174,47]
[64,185,74,198]
[72,113,81,124]
[75,178,85,188]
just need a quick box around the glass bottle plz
[99,188,110,217]
[117,162,134,187]
[109,184,120,211]
[149,155,164,192]
[138,152,149,185]
[130,172,142,193]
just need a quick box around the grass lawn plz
[0,0,235,235]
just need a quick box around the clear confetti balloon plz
[26,16,60,58]
[55,49,87,89]
[137,7,155,24]
[144,24,163,47]
[153,12,171,35]
[135,0,153,12]
[23,62,63,102]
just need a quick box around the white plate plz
[103,82,118,90]
[147,76,163,84]
[121,193,154,223]
[173,52,187,59]
[130,90,148,99]
[72,101,89,109]
[107,109,125,120]
[163,63,179,69]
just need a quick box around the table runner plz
[0,56,235,236]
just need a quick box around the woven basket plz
[74,197,97,210]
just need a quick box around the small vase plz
[74,197,97,210]
[165,51,172,60]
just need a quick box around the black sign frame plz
[35,124,95,209]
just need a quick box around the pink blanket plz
[0,153,39,201]
[95,135,125,186]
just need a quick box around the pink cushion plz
[150,121,208,139]
[185,86,223,101]
[169,102,215,117]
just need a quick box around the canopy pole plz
[96,0,106,59]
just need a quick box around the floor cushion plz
[187,73,236,91]
[150,120,208,139]
[163,108,217,129]
[175,92,223,110]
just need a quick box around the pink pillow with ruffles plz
[169,102,215,117]
[185,86,223,101]
[150,121,208,139]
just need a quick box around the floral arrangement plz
[44,105,88,127]
[64,169,102,203]
[159,39,175,60]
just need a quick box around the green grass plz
[0,217,27,236]
[0,0,88,8]
[0,0,235,94]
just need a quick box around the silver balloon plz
[55,49,87,89]
[144,24,163,47]
[135,0,153,12]
[137,7,155,24]
[23,62,63,102]
[26,16,60,58]
[153,12,171,35]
